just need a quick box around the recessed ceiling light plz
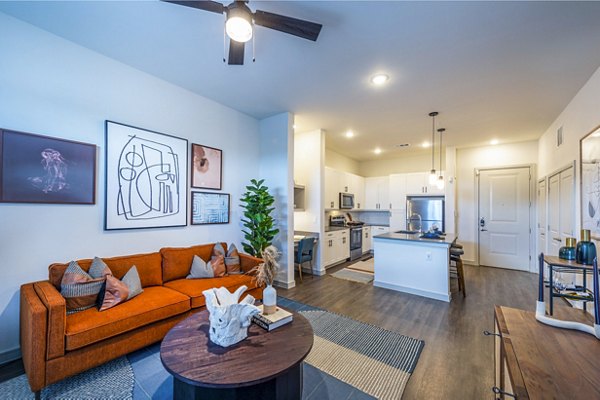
[345,130,354,138]
[370,74,389,85]
[422,141,430,148]
[490,139,499,145]
[374,148,382,154]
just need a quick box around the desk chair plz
[295,237,315,282]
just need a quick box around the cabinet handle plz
[343,238,346,244]
[345,186,348,192]
[357,203,360,209]
[389,203,392,209]
[492,387,516,398]
[483,330,501,338]
[331,201,334,208]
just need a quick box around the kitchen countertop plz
[324,226,350,232]
[373,232,456,247]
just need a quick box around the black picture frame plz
[105,121,188,230]
[0,128,96,204]
[191,143,222,190]
[191,191,230,225]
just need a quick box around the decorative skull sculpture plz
[202,285,260,347]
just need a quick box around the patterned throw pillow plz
[212,243,226,258]
[187,255,214,279]
[89,256,112,279]
[61,261,105,314]
[97,265,143,311]
[225,244,242,274]
[211,255,226,277]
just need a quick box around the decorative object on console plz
[202,285,260,347]
[191,143,222,190]
[559,237,577,260]
[240,178,279,256]
[191,191,230,224]
[0,128,96,204]
[576,229,596,265]
[251,245,281,314]
[104,121,188,230]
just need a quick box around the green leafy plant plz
[240,179,279,257]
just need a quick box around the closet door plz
[547,165,575,256]
[537,179,547,256]
[547,173,561,256]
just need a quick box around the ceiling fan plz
[163,0,323,65]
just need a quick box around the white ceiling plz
[2,1,600,161]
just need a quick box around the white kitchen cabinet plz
[389,174,407,210]
[351,174,366,210]
[405,172,445,195]
[370,225,389,253]
[362,226,372,253]
[365,176,390,210]
[324,167,339,209]
[389,210,406,232]
[323,229,350,267]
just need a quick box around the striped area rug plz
[300,310,424,400]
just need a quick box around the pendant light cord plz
[431,115,435,171]
[439,128,443,173]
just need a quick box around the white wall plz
[0,13,262,361]
[359,153,433,177]
[294,130,324,234]
[259,113,294,289]
[456,141,539,264]
[325,148,360,174]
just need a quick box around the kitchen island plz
[373,232,456,302]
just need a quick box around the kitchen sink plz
[395,230,419,234]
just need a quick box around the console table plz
[543,255,595,315]
[491,306,600,399]
[160,309,314,400]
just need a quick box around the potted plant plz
[240,179,279,257]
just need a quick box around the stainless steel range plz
[330,215,365,261]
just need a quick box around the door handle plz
[480,229,488,232]
[479,217,486,228]
[553,237,562,242]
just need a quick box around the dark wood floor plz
[283,259,584,400]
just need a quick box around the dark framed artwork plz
[191,191,230,225]
[191,143,222,190]
[580,124,600,239]
[105,121,188,230]
[0,129,96,204]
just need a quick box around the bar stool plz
[450,242,466,297]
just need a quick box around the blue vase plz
[576,229,596,265]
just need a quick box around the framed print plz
[105,121,188,230]
[191,191,230,225]
[0,129,96,204]
[580,125,600,239]
[191,143,222,190]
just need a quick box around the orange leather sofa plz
[20,242,263,395]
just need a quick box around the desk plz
[543,255,594,315]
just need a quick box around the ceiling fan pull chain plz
[252,29,256,62]
[223,15,227,63]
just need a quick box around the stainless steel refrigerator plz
[406,196,445,232]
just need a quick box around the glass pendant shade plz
[436,175,445,190]
[429,170,438,185]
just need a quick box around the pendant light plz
[428,112,438,185]
[436,128,445,190]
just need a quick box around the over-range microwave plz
[339,192,354,209]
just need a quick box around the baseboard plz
[0,347,21,366]
[373,280,451,302]
[274,279,296,289]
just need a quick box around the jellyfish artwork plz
[28,148,69,193]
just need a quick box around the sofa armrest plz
[20,283,48,392]
[33,281,66,360]
[239,253,263,274]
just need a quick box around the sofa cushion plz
[161,243,227,283]
[49,252,163,290]
[164,274,259,309]
[65,286,189,351]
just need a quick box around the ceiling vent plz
[557,126,563,147]
[395,143,410,148]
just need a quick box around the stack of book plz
[252,305,293,331]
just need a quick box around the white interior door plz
[537,179,547,257]
[547,173,561,255]
[478,167,531,270]
[559,167,575,244]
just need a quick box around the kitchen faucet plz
[409,213,422,233]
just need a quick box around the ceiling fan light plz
[226,7,253,43]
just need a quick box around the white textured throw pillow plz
[122,265,144,300]
[187,255,214,279]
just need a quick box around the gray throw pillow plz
[122,265,143,300]
[89,256,112,279]
[187,255,214,279]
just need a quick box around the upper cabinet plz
[324,167,365,210]
[365,176,390,210]
[351,174,366,210]
[405,172,445,195]
[389,174,407,210]
[324,167,339,209]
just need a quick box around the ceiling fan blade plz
[228,39,245,65]
[253,10,322,41]
[161,0,225,14]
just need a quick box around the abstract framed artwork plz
[0,128,96,204]
[191,191,230,225]
[580,124,600,239]
[191,143,222,190]
[105,121,188,230]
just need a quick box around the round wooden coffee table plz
[160,308,314,400]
